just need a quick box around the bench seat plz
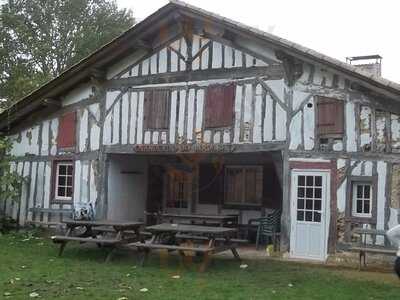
[349,246,397,255]
[51,235,120,245]
[29,208,73,214]
[130,242,215,253]
[175,234,248,244]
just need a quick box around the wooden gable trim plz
[106,66,283,89]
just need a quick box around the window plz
[316,97,344,136]
[204,84,235,128]
[296,175,322,223]
[352,183,372,218]
[58,112,76,149]
[55,162,74,201]
[225,166,262,206]
[143,90,170,129]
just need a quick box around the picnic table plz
[349,228,397,269]
[51,220,143,262]
[159,213,239,227]
[132,223,244,271]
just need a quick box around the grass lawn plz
[0,231,399,299]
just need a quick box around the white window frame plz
[352,182,372,218]
[55,162,74,201]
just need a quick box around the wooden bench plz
[52,235,121,245]
[350,228,397,269]
[349,245,397,269]
[27,208,73,227]
[29,208,73,214]
[131,241,215,253]
[51,220,143,262]
[175,234,248,245]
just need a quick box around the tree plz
[0,0,134,105]
[0,136,26,230]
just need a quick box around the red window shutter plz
[144,90,170,129]
[58,112,76,148]
[316,97,344,135]
[205,84,235,128]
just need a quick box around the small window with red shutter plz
[204,84,235,128]
[316,97,344,136]
[143,90,170,129]
[58,111,76,149]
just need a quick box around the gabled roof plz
[1,0,399,132]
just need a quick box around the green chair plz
[248,209,281,250]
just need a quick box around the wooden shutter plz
[58,112,76,148]
[143,90,170,129]
[316,97,344,135]
[205,84,235,128]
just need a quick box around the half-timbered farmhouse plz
[1,0,400,261]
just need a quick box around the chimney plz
[346,55,382,77]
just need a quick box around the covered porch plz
[105,151,283,243]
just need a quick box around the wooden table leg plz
[199,252,211,272]
[58,242,67,257]
[58,226,72,257]
[105,247,116,263]
[231,247,241,261]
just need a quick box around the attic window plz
[58,111,76,149]
[143,90,170,129]
[204,84,235,128]
[316,97,344,137]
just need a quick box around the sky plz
[117,0,400,83]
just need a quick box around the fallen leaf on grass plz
[15,277,21,281]
[117,297,128,300]
[21,266,27,269]
[4,292,11,296]
[288,283,293,287]
[239,264,248,269]
[76,287,84,290]
[126,273,131,277]
[139,288,148,292]
[171,275,180,279]
[29,292,40,298]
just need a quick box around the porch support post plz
[97,153,110,219]
[280,80,294,252]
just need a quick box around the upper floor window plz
[352,182,372,218]
[55,161,74,201]
[204,84,235,128]
[143,90,170,129]
[316,97,344,137]
[58,112,76,149]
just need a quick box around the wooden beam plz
[106,66,284,89]
[275,50,303,87]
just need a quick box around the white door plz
[290,170,330,261]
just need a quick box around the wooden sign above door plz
[133,144,235,154]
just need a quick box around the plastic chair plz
[248,209,281,250]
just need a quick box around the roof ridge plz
[170,0,400,91]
